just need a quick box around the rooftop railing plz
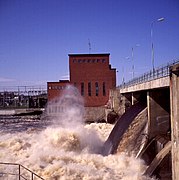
[120,59,179,88]
[0,162,44,180]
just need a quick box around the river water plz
[0,114,154,180]
[0,86,154,180]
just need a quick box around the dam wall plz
[0,108,44,115]
[170,64,179,180]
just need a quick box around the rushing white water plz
[0,86,154,179]
[0,123,153,180]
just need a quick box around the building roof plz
[68,53,110,57]
[47,80,70,83]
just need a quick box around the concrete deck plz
[120,76,169,93]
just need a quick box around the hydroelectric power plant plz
[0,60,179,179]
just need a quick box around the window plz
[88,82,91,96]
[103,82,106,96]
[102,59,106,63]
[95,82,99,96]
[81,82,84,96]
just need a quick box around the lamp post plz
[122,57,130,85]
[132,47,134,78]
[151,17,165,72]
[131,44,140,79]
[122,66,125,85]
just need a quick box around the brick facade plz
[47,53,116,107]
[47,80,70,101]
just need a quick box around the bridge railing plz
[120,59,179,88]
[0,162,44,180]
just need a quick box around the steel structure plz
[0,86,47,108]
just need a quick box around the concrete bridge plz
[118,61,179,179]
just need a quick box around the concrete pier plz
[147,89,170,139]
[170,64,179,180]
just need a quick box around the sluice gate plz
[102,101,172,178]
[102,102,147,156]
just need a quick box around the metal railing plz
[120,59,179,88]
[0,162,44,180]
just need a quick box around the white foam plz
[0,124,153,179]
[0,85,153,179]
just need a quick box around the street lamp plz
[122,66,125,85]
[131,44,140,79]
[122,56,130,85]
[151,17,165,72]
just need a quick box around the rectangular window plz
[95,82,99,96]
[102,59,106,63]
[103,82,106,96]
[81,82,84,96]
[88,82,91,96]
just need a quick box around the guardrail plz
[120,59,179,88]
[0,162,44,180]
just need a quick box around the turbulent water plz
[0,86,154,180]
[0,116,153,180]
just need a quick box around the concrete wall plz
[0,108,44,115]
[0,109,15,115]
[147,89,170,139]
[84,106,105,122]
[108,89,120,112]
[170,64,179,180]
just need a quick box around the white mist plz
[0,85,153,179]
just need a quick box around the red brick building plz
[47,80,70,101]
[47,53,116,107]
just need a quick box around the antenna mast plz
[88,39,91,54]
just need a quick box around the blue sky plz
[0,0,179,89]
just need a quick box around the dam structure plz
[0,60,178,179]
[103,60,179,179]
